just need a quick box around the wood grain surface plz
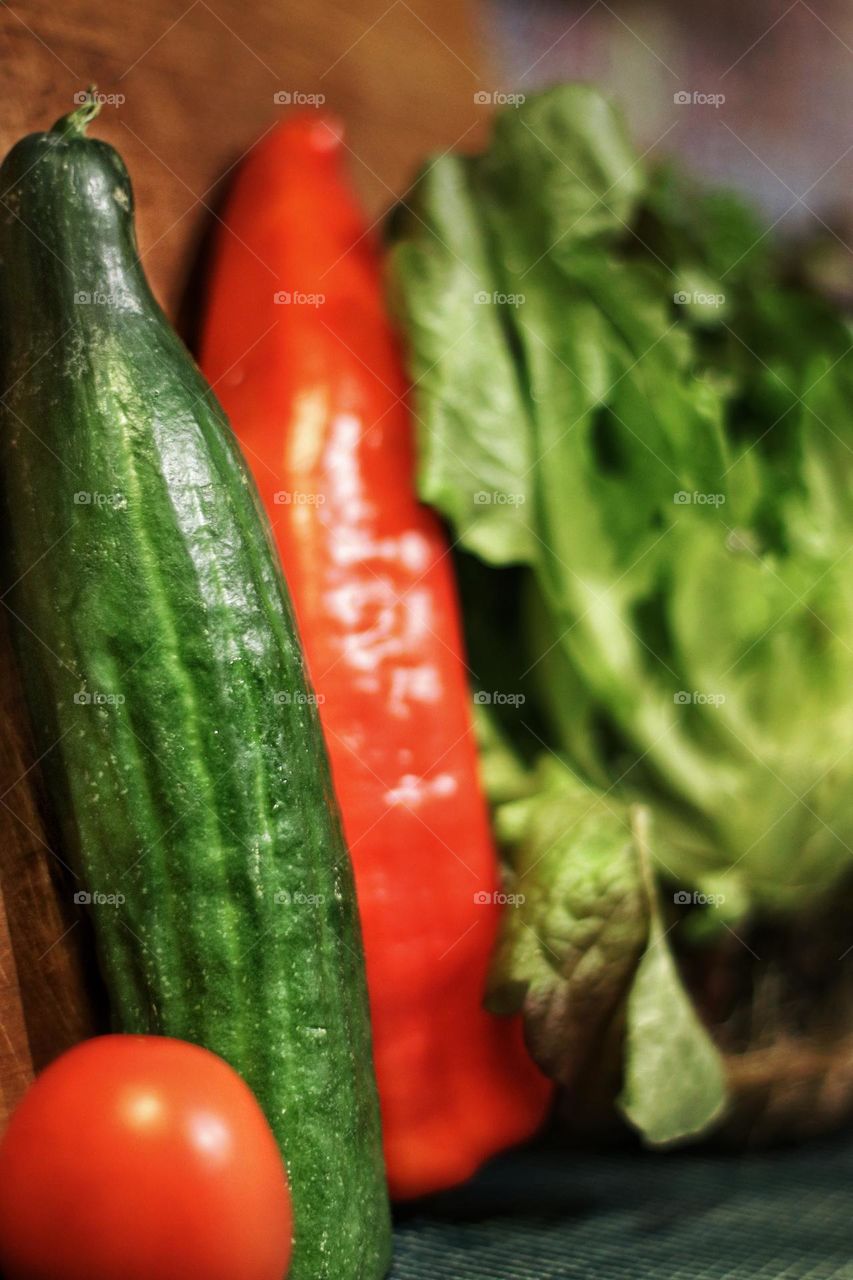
[1,0,488,316]
[0,0,485,1123]
[0,615,105,1088]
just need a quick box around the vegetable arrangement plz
[0,100,389,1279]
[2,73,852,1280]
[388,83,853,1145]
[198,113,552,1199]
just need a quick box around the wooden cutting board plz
[0,0,487,1122]
[0,627,104,1118]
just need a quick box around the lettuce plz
[389,85,853,1144]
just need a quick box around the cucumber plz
[0,99,391,1280]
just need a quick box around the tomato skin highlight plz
[0,1036,292,1280]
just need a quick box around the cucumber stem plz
[51,88,102,138]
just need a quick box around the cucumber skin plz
[0,121,391,1280]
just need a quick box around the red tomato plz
[0,1035,292,1280]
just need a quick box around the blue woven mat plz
[391,1137,853,1279]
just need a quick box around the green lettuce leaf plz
[485,754,726,1143]
[486,759,649,1085]
[388,155,536,565]
[617,809,727,1144]
[388,82,853,1145]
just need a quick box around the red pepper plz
[199,115,552,1199]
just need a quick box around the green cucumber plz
[0,98,390,1280]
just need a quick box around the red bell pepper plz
[199,114,552,1198]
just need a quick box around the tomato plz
[0,1035,292,1280]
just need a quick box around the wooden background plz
[0,0,488,1123]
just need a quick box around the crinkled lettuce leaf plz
[389,83,853,1145]
[480,744,726,1144]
